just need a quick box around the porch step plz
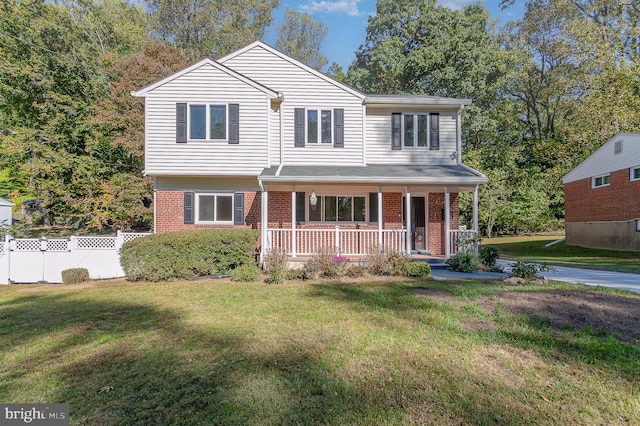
[411,250,432,255]
[412,256,448,269]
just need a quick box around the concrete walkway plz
[430,260,640,295]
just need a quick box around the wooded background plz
[1,0,638,237]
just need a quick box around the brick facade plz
[565,169,640,223]
[155,189,457,255]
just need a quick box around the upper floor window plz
[190,104,227,140]
[196,193,233,223]
[294,108,344,148]
[592,174,610,188]
[631,167,640,181]
[392,112,439,150]
[308,195,366,222]
[306,110,333,144]
[176,103,239,144]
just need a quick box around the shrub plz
[345,264,368,278]
[263,248,288,274]
[61,268,90,284]
[265,266,285,284]
[120,229,258,281]
[285,268,304,280]
[446,251,481,273]
[405,262,431,279]
[365,246,412,276]
[479,246,499,268]
[230,263,261,282]
[309,247,352,278]
[510,261,556,278]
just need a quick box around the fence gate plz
[0,232,149,284]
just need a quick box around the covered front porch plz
[258,165,486,260]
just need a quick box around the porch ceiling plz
[259,164,487,186]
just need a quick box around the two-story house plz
[132,41,487,261]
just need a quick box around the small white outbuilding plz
[0,197,13,228]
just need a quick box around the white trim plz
[217,41,366,100]
[187,103,229,141]
[444,188,451,258]
[365,94,471,106]
[194,193,234,224]
[131,59,278,98]
[591,173,610,188]
[630,166,640,182]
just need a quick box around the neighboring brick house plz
[562,133,640,251]
[132,41,487,260]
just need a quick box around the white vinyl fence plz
[0,231,149,284]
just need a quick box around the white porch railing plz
[266,227,406,256]
[449,228,479,255]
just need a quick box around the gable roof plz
[0,197,13,207]
[563,133,640,184]
[217,41,366,100]
[131,58,279,98]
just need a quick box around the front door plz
[411,197,426,251]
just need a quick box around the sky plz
[264,0,526,70]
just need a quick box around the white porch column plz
[291,186,296,257]
[260,185,268,264]
[445,188,451,258]
[377,186,383,247]
[473,185,479,254]
[405,187,411,254]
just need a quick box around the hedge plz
[120,229,259,282]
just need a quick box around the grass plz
[482,234,640,273]
[0,278,638,425]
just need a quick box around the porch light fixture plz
[309,191,318,206]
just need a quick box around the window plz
[295,108,343,147]
[305,109,332,144]
[308,195,366,222]
[196,194,233,223]
[631,167,640,181]
[403,114,429,147]
[189,104,227,140]
[592,174,610,188]
[393,113,438,149]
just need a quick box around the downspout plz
[456,105,464,165]
[279,93,284,166]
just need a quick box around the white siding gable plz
[141,62,275,176]
[220,43,366,166]
[563,133,640,184]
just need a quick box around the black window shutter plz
[369,192,378,223]
[228,104,239,144]
[334,108,344,148]
[391,113,401,150]
[176,103,187,143]
[296,192,305,224]
[184,192,194,224]
[294,108,305,147]
[430,113,439,150]
[234,193,244,225]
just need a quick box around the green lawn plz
[0,278,638,425]
[482,235,640,273]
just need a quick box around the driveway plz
[431,260,640,295]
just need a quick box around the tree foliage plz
[276,6,328,70]
[145,0,279,62]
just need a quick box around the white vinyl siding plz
[563,133,640,184]
[221,45,364,166]
[144,63,270,176]
[366,107,458,164]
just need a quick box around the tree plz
[326,62,345,82]
[276,6,328,70]
[145,0,279,62]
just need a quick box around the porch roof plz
[259,164,487,185]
